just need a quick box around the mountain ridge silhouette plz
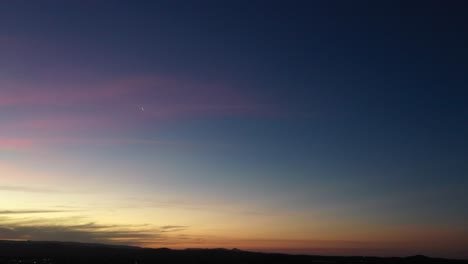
[0,240,466,264]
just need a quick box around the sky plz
[1,0,467,259]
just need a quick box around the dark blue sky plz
[1,0,467,257]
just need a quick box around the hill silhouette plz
[0,240,466,264]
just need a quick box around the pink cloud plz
[1,74,267,114]
[42,137,186,148]
[0,136,185,154]
[5,73,253,100]
[0,74,272,142]
[1,36,272,117]
[0,113,136,140]
[0,138,35,151]
[0,78,139,107]
[9,115,116,131]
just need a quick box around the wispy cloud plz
[0,210,70,215]
[0,136,187,154]
[0,216,190,246]
[0,138,35,150]
[0,222,153,244]
[0,74,269,145]
[0,185,57,193]
[0,75,261,114]
[160,225,189,233]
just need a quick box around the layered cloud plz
[0,75,261,114]
[0,138,35,151]
[0,74,268,150]
[160,225,189,233]
[0,220,154,244]
[0,214,190,246]
[0,185,57,193]
[0,210,69,215]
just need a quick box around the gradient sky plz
[1,0,467,259]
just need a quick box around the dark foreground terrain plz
[0,240,466,264]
